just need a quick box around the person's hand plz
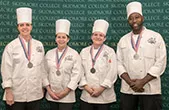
[121,72,144,92]
[48,89,60,100]
[55,88,71,100]
[5,88,14,106]
[91,86,105,97]
[46,85,59,100]
[130,79,145,92]
[84,85,94,95]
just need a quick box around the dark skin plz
[128,12,144,34]
[121,13,156,92]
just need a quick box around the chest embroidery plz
[36,46,43,52]
[147,37,156,44]
[65,55,73,61]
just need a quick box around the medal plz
[19,36,32,68]
[28,62,33,68]
[55,47,68,76]
[90,68,96,73]
[133,54,139,60]
[131,29,144,60]
[90,44,104,74]
[56,70,61,76]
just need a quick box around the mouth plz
[132,23,140,30]
[94,40,101,42]
[58,42,65,44]
[133,23,138,28]
[22,30,29,33]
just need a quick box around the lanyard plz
[19,36,32,61]
[56,46,68,70]
[90,44,104,68]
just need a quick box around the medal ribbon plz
[90,44,104,68]
[56,46,68,70]
[131,29,144,53]
[19,36,32,62]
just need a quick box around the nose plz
[133,18,137,23]
[96,35,100,39]
[22,24,27,28]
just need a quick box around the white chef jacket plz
[117,27,167,95]
[44,46,82,103]
[1,37,45,102]
[79,44,117,104]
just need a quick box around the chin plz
[132,27,140,31]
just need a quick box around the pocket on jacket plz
[31,52,44,66]
[12,52,21,64]
[144,49,155,59]
[143,44,155,59]
[64,60,73,72]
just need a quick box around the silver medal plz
[28,62,33,68]
[56,70,61,76]
[133,54,139,60]
[90,68,96,74]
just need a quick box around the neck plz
[93,44,102,49]
[133,26,143,34]
[20,35,31,42]
[58,46,66,52]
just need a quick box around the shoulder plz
[4,38,20,50]
[67,46,79,54]
[144,28,164,41]
[32,38,44,46]
[103,45,116,57]
[118,32,131,46]
[145,27,159,34]
[103,44,115,52]
[46,48,56,56]
[80,45,91,53]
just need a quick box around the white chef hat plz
[92,19,109,35]
[126,1,142,18]
[56,19,70,35]
[16,7,32,24]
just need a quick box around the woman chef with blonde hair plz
[79,19,117,110]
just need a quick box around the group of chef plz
[1,1,166,110]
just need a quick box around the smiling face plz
[91,31,106,48]
[17,22,32,38]
[128,12,144,34]
[56,33,69,50]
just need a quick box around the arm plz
[120,72,134,86]
[132,34,166,91]
[42,51,50,87]
[131,74,155,92]
[1,45,14,105]
[147,34,166,77]
[55,87,71,99]
[92,49,117,97]
[5,88,14,106]
[121,72,144,92]
[116,42,128,77]
[78,49,95,95]
[67,53,82,91]
[1,45,13,89]
[78,50,87,89]
[46,85,59,100]
[100,49,117,88]
[130,34,166,92]
[56,52,82,99]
